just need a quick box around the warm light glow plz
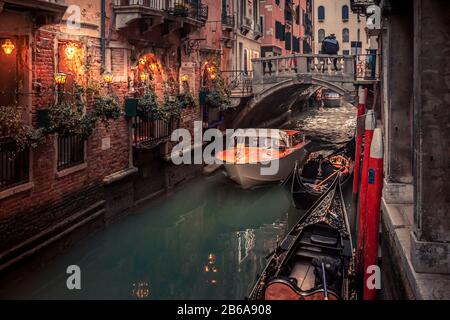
[207,66,215,74]
[204,265,210,272]
[54,72,67,85]
[139,57,147,65]
[2,39,15,55]
[181,74,189,82]
[140,71,149,82]
[210,74,216,80]
[150,63,158,71]
[103,72,113,84]
[65,45,76,60]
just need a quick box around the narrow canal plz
[0,102,356,300]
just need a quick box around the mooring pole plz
[357,109,376,265]
[363,128,384,300]
[352,87,367,232]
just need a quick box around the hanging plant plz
[93,93,121,126]
[47,101,98,138]
[162,94,181,119]
[205,79,232,110]
[178,91,198,109]
[0,105,46,151]
[138,88,164,120]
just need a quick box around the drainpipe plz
[100,0,106,73]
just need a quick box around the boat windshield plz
[234,136,286,149]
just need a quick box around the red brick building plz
[0,0,222,260]
[260,0,313,57]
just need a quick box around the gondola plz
[249,176,356,300]
[290,139,354,209]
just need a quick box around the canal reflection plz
[0,102,355,300]
[0,173,298,300]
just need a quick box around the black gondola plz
[290,139,354,209]
[249,176,356,300]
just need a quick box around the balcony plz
[254,23,262,40]
[1,0,68,27]
[114,0,208,30]
[350,0,377,14]
[221,14,234,30]
[239,17,252,35]
[132,114,178,149]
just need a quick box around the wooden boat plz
[290,140,354,209]
[215,129,310,189]
[249,176,356,300]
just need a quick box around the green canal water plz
[0,173,300,300]
[0,103,356,300]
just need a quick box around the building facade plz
[0,0,217,257]
[259,0,309,57]
[233,0,262,73]
[314,0,372,55]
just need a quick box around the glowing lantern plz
[54,72,67,85]
[150,63,158,72]
[139,57,147,66]
[209,73,216,80]
[2,39,15,55]
[140,71,149,82]
[65,45,76,60]
[181,74,189,82]
[103,72,113,84]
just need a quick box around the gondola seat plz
[310,234,338,246]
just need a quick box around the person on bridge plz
[321,34,340,71]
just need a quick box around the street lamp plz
[103,72,113,84]
[140,71,149,82]
[65,44,76,60]
[54,72,67,85]
[2,39,15,55]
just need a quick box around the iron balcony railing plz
[0,138,30,191]
[132,115,177,147]
[222,70,254,97]
[221,14,234,28]
[114,0,208,22]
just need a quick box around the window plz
[285,32,292,50]
[0,139,30,191]
[275,21,285,41]
[295,5,300,24]
[318,6,325,21]
[276,0,280,6]
[342,28,350,43]
[57,134,85,171]
[343,50,350,55]
[260,16,264,35]
[318,29,325,42]
[342,5,349,21]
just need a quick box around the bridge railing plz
[252,54,356,83]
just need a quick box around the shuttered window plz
[285,32,292,50]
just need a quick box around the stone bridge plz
[231,53,378,127]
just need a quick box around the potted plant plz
[0,105,46,151]
[178,91,198,109]
[93,93,121,126]
[138,89,161,120]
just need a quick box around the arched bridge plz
[251,54,361,102]
[229,53,378,127]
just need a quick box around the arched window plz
[318,29,325,42]
[342,5,349,21]
[318,6,325,21]
[342,28,350,43]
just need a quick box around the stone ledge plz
[103,167,138,185]
[55,163,87,179]
[383,180,414,204]
[0,182,34,200]
[382,198,450,299]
